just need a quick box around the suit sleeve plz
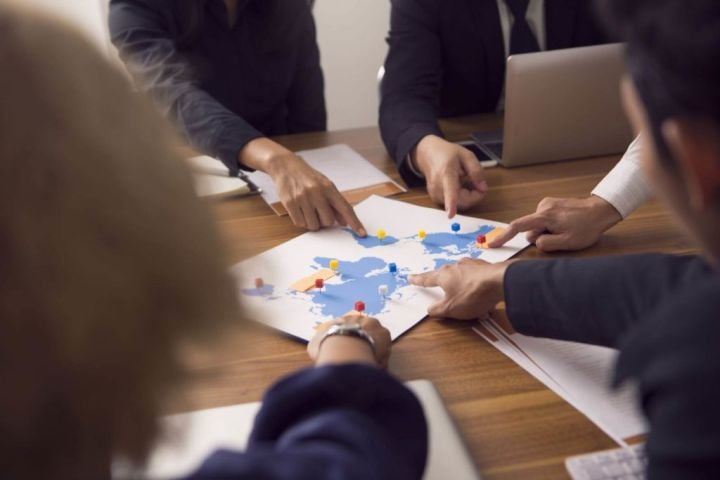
[504,254,711,348]
[379,0,444,186]
[108,0,263,175]
[285,5,327,134]
[186,364,428,480]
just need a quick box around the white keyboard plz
[565,444,647,480]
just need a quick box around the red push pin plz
[254,277,264,289]
[354,301,366,313]
[476,234,487,245]
[315,278,324,291]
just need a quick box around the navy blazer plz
[109,0,326,176]
[184,364,428,479]
[505,255,720,478]
[379,0,609,185]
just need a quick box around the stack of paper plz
[474,315,647,447]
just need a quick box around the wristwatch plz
[319,323,376,353]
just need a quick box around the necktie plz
[505,0,540,55]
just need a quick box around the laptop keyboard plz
[565,444,647,480]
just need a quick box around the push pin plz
[329,259,339,271]
[377,229,386,242]
[388,262,398,274]
[451,222,461,233]
[476,234,487,247]
[378,284,389,298]
[315,278,324,292]
[354,301,366,314]
[418,230,426,240]
[254,278,264,289]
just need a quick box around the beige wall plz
[22,0,390,131]
[314,0,391,130]
[24,0,110,53]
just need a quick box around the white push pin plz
[378,284,389,298]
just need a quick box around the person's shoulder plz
[616,273,720,384]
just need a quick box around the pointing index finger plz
[489,213,550,248]
[329,188,367,237]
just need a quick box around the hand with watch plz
[308,314,391,368]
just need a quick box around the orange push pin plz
[254,278,264,289]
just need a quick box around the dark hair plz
[599,0,720,164]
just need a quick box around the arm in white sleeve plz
[591,136,653,218]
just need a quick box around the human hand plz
[308,314,391,368]
[240,138,366,235]
[412,135,488,217]
[409,259,509,320]
[489,196,622,252]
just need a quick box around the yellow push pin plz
[377,229,386,241]
[418,230,426,240]
[329,259,339,271]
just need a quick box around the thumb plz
[459,150,488,193]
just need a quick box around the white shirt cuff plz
[591,136,653,218]
[405,153,425,179]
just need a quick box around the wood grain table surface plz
[178,115,697,479]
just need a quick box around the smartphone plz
[456,140,499,168]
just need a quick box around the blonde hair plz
[0,3,240,477]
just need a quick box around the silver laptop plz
[473,43,634,167]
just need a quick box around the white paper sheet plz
[234,196,529,341]
[247,144,405,205]
[476,318,647,445]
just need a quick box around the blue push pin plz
[451,222,461,233]
[389,262,398,274]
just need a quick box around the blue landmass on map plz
[241,284,275,297]
[350,231,400,248]
[307,256,407,317]
[421,225,495,255]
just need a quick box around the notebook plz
[130,379,481,480]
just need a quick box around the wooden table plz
[180,116,696,479]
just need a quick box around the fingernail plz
[479,181,489,192]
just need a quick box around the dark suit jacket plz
[505,254,720,478]
[184,364,428,479]
[379,0,608,185]
[109,0,325,175]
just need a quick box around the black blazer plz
[110,0,325,175]
[379,0,608,184]
[505,254,720,477]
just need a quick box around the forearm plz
[380,0,444,169]
[504,254,710,347]
[247,364,427,479]
[110,17,262,173]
